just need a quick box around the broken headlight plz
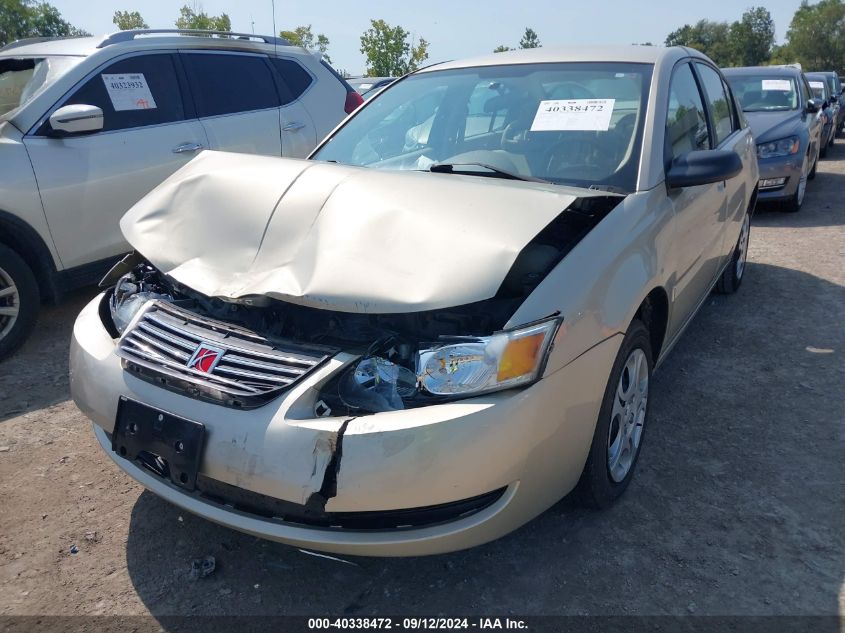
[109,272,171,334]
[417,318,560,396]
[322,318,560,416]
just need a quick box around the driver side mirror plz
[666,149,743,189]
[806,98,820,114]
[48,104,104,136]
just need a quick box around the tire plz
[715,211,750,294]
[0,244,39,360]
[783,152,809,213]
[808,150,818,180]
[577,319,652,508]
[820,142,828,158]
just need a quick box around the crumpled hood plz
[745,110,804,144]
[121,151,617,313]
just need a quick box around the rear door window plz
[181,53,279,117]
[57,53,185,133]
[270,58,313,104]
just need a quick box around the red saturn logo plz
[187,343,225,374]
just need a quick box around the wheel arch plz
[0,210,59,303]
[633,287,669,364]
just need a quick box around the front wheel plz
[0,245,39,360]
[715,211,750,294]
[577,319,652,508]
[783,153,809,213]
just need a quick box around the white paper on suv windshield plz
[101,73,157,111]
[762,79,792,92]
[530,99,615,131]
[809,81,825,91]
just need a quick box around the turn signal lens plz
[497,332,546,382]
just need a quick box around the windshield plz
[313,62,653,193]
[726,75,799,112]
[0,56,81,119]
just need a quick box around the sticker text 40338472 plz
[530,98,616,132]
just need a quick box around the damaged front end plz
[103,192,620,417]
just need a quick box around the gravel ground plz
[0,143,843,622]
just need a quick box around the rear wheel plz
[0,245,39,360]
[577,319,652,508]
[715,211,750,294]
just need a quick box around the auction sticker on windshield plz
[101,73,157,111]
[762,79,792,92]
[530,99,615,131]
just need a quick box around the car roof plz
[416,45,706,73]
[0,36,101,56]
[0,30,311,59]
[722,66,802,77]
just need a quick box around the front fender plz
[507,188,673,374]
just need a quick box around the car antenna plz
[271,0,277,57]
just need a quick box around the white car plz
[0,29,360,358]
[71,46,758,556]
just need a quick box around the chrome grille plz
[117,301,334,407]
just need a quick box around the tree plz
[112,10,147,30]
[359,19,429,77]
[729,7,775,66]
[493,45,512,53]
[1,0,87,47]
[665,19,733,65]
[280,25,331,63]
[175,5,231,32]
[779,0,845,70]
[519,27,540,49]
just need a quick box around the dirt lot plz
[0,144,843,623]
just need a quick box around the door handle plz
[172,142,204,154]
[282,122,306,132]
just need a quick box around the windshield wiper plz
[429,162,550,184]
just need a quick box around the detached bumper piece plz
[116,300,336,409]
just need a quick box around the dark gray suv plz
[723,65,822,212]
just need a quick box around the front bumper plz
[756,153,804,202]
[71,294,621,556]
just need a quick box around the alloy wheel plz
[797,154,809,207]
[607,348,649,483]
[736,213,750,279]
[0,265,20,341]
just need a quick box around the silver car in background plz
[71,46,758,556]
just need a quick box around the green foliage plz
[779,0,845,70]
[112,10,147,30]
[665,8,775,66]
[359,19,429,77]
[280,25,331,63]
[0,0,88,47]
[730,7,775,66]
[665,19,733,65]
[175,5,231,33]
[518,27,540,49]
[493,45,512,53]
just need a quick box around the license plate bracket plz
[112,397,205,490]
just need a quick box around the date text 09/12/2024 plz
[307,618,529,630]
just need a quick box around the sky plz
[49,0,804,75]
